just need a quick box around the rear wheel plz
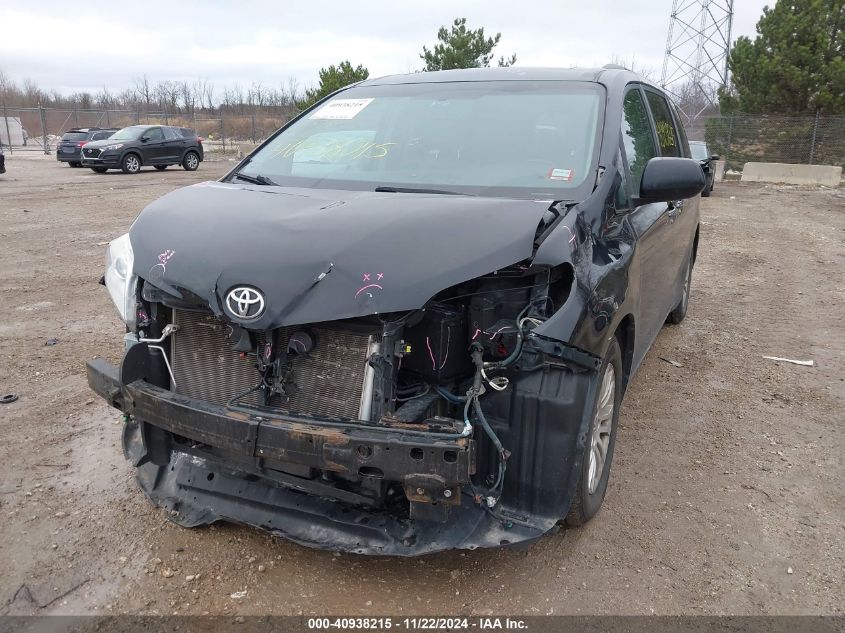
[154,165,167,170]
[121,153,141,174]
[91,167,108,173]
[564,337,622,526]
[182,151,199,171]
[667,252,693,324]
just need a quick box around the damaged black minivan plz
[87,67,705,555]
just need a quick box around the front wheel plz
[121,153,141,174]
[182,151,199,171]
[564,336,622,526]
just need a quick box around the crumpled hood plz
[129,182,550,329]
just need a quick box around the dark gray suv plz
[81,125,203,174]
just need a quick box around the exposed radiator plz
[170,310,373,420]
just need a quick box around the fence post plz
[251,114,256,143]
[2,100,12,155]
[725,115,734,169]
[106,110,111,127]
[808,108,820,164]
[220,117,225,153]
[39,103,48,154]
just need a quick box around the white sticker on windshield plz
[310,98,374,120]
[548,168,574,181]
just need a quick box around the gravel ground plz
[0,155,842,617]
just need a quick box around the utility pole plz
[661,0,734,122]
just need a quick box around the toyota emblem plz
[225,287,265,320]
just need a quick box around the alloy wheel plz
[587,363,615,494]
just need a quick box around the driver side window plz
[621,89,657,197]
[145,127,164,142]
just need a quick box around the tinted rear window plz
[179,128,196,138]
[62,132,89,142]
[689,143,709,160]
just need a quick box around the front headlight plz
[102,143,124,151]
[104,233,137,328]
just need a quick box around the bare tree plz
[22,78,44,104]
[133,75,153,111]
[179,80,196,117]
[96,86,114,109]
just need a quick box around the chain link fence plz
[686,113,845,172]
[0,105,299,156]
[3,106,844,174]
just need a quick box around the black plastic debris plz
[1,394,19,404]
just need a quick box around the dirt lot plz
[0,155,842,617]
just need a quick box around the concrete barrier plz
[741,162,842,186]
[712,160,726,182]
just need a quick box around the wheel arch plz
[613,313,635,393]
[692,224,700,264]
[121,149,143,166]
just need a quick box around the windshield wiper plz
[375,186,470,196]
[234,172,278,186]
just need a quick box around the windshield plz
[689,142,709,160]
[236,81,604,199]
[109,126,145,141]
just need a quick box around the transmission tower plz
[661,0,734,121]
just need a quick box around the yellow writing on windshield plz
[270,137,396,161]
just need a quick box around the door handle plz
[667,200,683,220]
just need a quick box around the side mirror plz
[638,157,705,202]
[140,136,149,142]
[710,154,721,161]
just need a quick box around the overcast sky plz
[0,0,769,97]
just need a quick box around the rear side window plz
[645,91,681,157]
[62,132,88,142]
[179,128,196,139]
[163,127,180,140]
[621,89,657,196]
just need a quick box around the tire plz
[121,153,141,174]
[564,336,622,526]
[182,151,199,171]
[69,162,81,168]
[154,165,167,170]
[667,251,693,324]
[91,167,108,173]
